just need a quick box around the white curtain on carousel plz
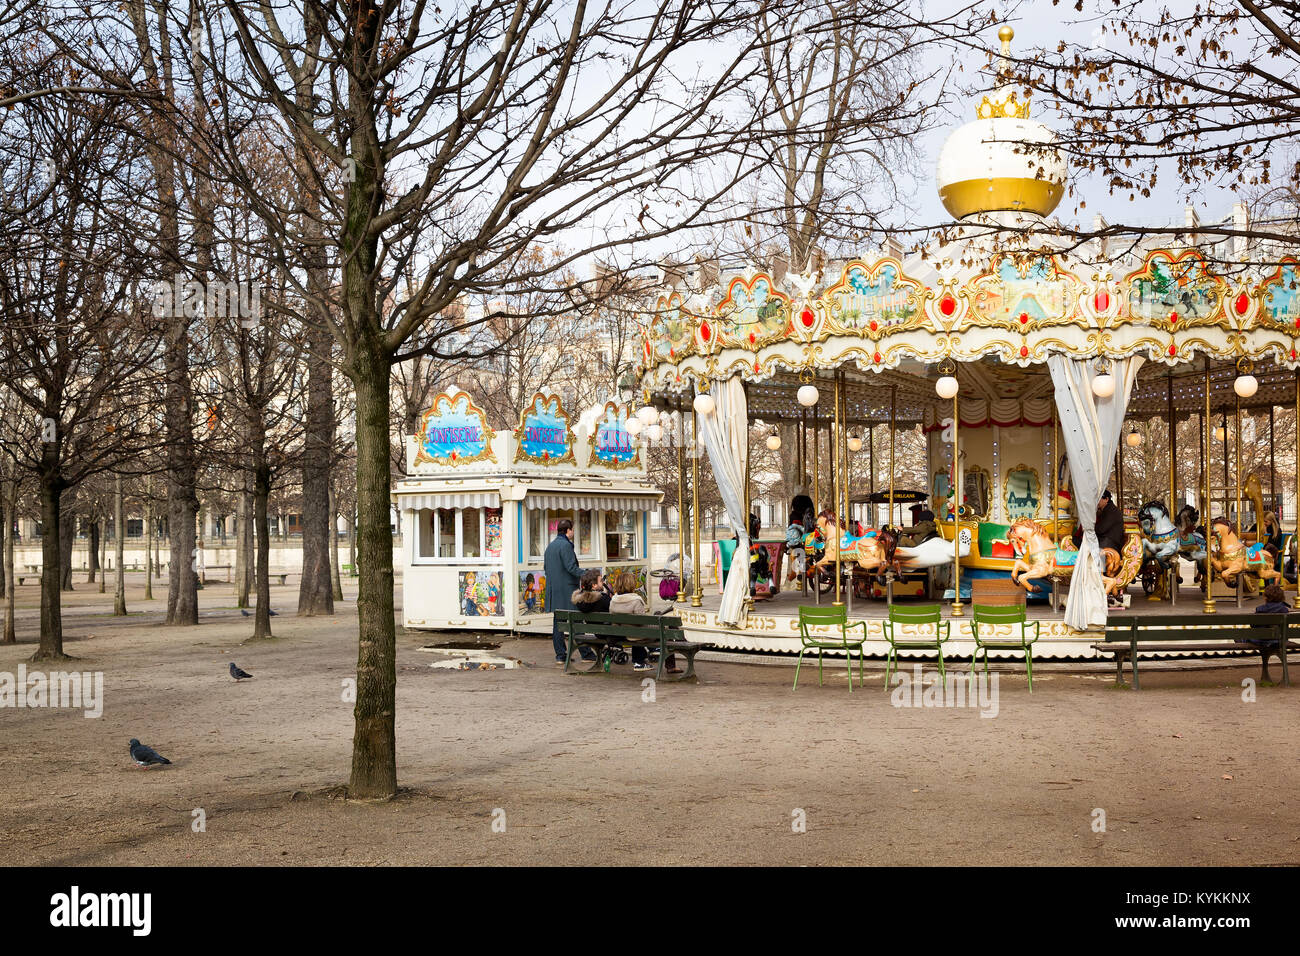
[697,375,750,627]
[1048,354,1145,630]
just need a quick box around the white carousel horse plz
[1138,500,1181,600]
[893,527,972,570]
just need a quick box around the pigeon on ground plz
[229,662,253,681]
[128,738,171,768]
[239,608,278,617]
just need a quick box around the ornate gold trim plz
[1121,249,1227,332]
[715,272,790,352]
[821,257,925,339]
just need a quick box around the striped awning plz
[393,490,500,510]
[525,490,661,511]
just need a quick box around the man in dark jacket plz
[544,518,585,664]
[1073,490,1126,554]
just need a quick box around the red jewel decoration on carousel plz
[1294,316,1300,329]
[800,308,815,328]
[1292,348,1297,361]
[450,450,458,460]
[754,360,760,373]
[1094,291,1109,313]
[1168,311,1177,325]
[1168,344,1177,356]
[748,330,756,344]
[1019,345,1029,358]
[700,320,711,342]
[1235,293,1250,316]
[870,320,878,332]
[873,351,882,364]
[1018,312,1028,325]
[939,294,956,317]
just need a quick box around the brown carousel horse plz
[1208,516,1282,589]
[1006,518,1079,593]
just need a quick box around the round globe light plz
[637,405,659,426]
[766,434,781,451]
[1091,373,1115,399]
[1125,430,1142,448]
[797,384,820,407]
[1234,374,1258,399]
[645,422,663,442]
[847,435,864,452]
[935,376,959,400]
[1214,425,1226,442]
[626,416,643,436]
[693,392,716,416]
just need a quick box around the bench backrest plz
[798,605,847,626]
[1104,612,1285,643]
[555,610,684,642]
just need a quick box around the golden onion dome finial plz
[998,25,1014,55]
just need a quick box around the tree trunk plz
[86,519,99,583]
[238,484,253,607]
[98,519,107,593]
[349,508,356,573]
[298,323,335,615]
[2,485,14,643]
[235,484,248,608]
[165,359,200,623]
[35,474,68,661]
[59,502,74,592]
[0,500,6,601]
[252,464,272,640]
[114,475,126,615]
[330,482,344,601]
[144,498,153,600]
[349,349,397,800]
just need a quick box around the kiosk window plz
[604,510,638,560]
[462,507,482,558]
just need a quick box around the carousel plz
[633,27,1300,659]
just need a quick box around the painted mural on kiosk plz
[514,392,576,465]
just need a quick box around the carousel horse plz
[1007,518,1079,593]
[1208,517,1282,589]
[1102,533,1146,597]
[893,526,972,570]
[1137,500,1181,600]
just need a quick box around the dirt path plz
[1,578,1296,865]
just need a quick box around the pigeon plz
[229,662,253,681]
[239,608,278,617]
[128,738,171,768]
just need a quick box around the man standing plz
[544,518,583,664]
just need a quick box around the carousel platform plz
[655,579,1277,661]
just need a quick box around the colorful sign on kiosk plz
[589,402,638,468]
[415,391,496,465]
[514,393,575,464]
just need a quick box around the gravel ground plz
[1,576,1296,866]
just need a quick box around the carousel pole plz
[951,372,964,619]
[1118,423,1126,521]
[812,396,820,605]
[676,402,687,603]
[1204,357,1216,614]
[1294,368,1299,586]
[743,417,753,613]
[1052,413,1060,612]
[1168,373,1177,605]
[691,401,702,609]
[841,375,852,613]
[888,384,897,605]
[1235,387,1243,608]
[869,424,876,526]
[832,370,843,607]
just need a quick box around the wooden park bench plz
[201,565,233,585]
[1096,613,1295,689]
[555,610,711,682]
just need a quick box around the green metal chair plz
[970,603,1040,691]
[881,603,950,690]
[794,605,868,692]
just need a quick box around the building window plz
[415,506,501,563]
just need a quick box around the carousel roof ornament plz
[934,26,1067,221]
